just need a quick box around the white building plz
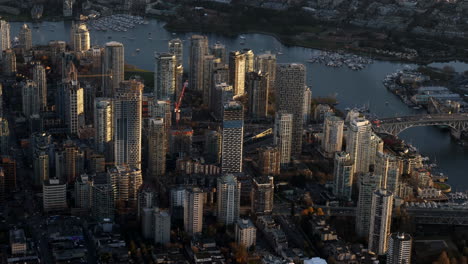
[333,151,354,200]
[168,38,183,66]
[346,117,372,173]
[235,218,256,248]
[217,174,241,225]
[303,86,312,124]
[356,173,381,238]
[154,209,171,244]
[0,20,11,59]
[322,115,344,158]
[107,165,143,207]
[274,111,293,168]
[369,189,393,255]
[43,179,67,212]
[387,233,412,264]
[154,52,176,100]
[71,23,90,52]
[184,187,204,235]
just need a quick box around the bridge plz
[372,113,468,139]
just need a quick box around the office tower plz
[32,63,47,111]
[2,49,16,76]
[217,173,241,225]
[204,130,222,164]
[0,156,15,191]
[34,151,49,187]
[170,186,186,220]
[257,146,280,176]
[387,233,412,264]
[303,86,312,124]
[346,117,373,173]
[212,83,233,120]
[92,173,114,220]
[74,174,92,209]
[333,152,354,200]
[21,80,39,118]
[274,111,293,168]
[55,142,85,184]
[147,118,166,180]
[243,49,255,73]
[108,165,143,208]
[102,41,124,96]
[202,55,216,105]
[221,101,244,173]
[169,128,193,157]
[246,72,268,119]
[251,176,274,215]
[113,80,143,169]
[64,80,85,135]
[18,24,32,51]
[168,38,183,66]
[356,173,380,238]
[0,20,10,58]
[0,118,8,155]
[375,152,401,194]
[43,179,67,212]
[154,52,176,100]
[275,63,306,157]
[71,23,90,52]
[211,42,226,64]
[94,98,113,160]
[184,187,204,235]
[189,35,209,92]
[322,115,344,158]
[255,52,276,93]
[369,189,393,255]
[154,209,171,244]
[229,51,246,96]
[235,219,257,248]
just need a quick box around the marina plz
[306,50,373,70]
[85,14,148,32]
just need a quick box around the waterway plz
[9,19,468,190]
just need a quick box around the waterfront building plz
[221,101,244,173]
[333,152,354,200]
[102,41,124,97]
[369,189,393,255]
[18,24,32,51]
[247,71,269,119]
[184,187,204,235]
[251,176,274,215]
[235,219,257,248]
[168,38,183,66]
[229,51,246,96]
[275,63,306,157]
[43,179,67,212]
[257,145,281,176]
[274,111,293,168]
[189,35,209,92]
[94,98,113,160]
[217,173,241,225]
[375,152,401,194]
[387,233,412,264]
[356,173,381,238]
[147,118,166,180]
[322,115,344,158]
[71,23,90,52]
[32,62,47,111]
[0,20,10,59]
[154,52,176,100]
[346,117,373,173]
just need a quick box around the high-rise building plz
[243,49,255,73]
[147,118,166,180]
[108,165,143,208]
[102,41,124,96]
[246,71,268,119]
[229,51,246,96]
[202,55,217,106]
[55,141,85,184]
[303,86,312,124]
[94,98,113,160]
[189,35,208,92]
[43,178,67,212]
[0,118,8,155]
[368,189,393,255]
[32,63,47,111]
[356,173,380,238]
[251,176,274,215]
[142,207,155,239]
[18,24,32,51]
[74,174,92,209]
[71,23,90,52]
[333,152,354,200]
[235,219,257,248]
[274,111,293,168]
[2,49,16,76]
[275,63,306,157]
[255,52,276,93]
[217,173,241,225]
[184,187,204,235]
[346,117,373,173]
[0,156,15,192]
[137,186,158,219]
[154,209,171,244]
[0,20,10,59]
[175,65,184,100]
[64,80,85,135]
[169,128,193,157]
[22,80,40,118]
[170,186,186,220]
[113,80,143,169]
[34,152,49,186]
[92,173,114,221]
[168,38,183,66]
[211,42,226,64]
[211,82,233,120]
[375,152,401,194]
[154,52,176,100]
[257,145,280,176]
[204,130,222,164]
[221,101,244,173]
[387,233,412,264]
[322,115,344,158]
[63,0,73,16]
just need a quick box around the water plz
[10,20,468,190]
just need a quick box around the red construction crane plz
[175,80,189,124]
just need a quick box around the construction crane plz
[174,80,189,125]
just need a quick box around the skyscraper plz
[92,173,115,221]
[113,80,143,169]
[55,141,84,184]
[2,49,16,76]
[375,152,401,194]
[257,145,281,176]
[147,118,166,180]
[71,23,90,52]
[32,63,47,111]
[246,71,268,120]
[94,98,113,160]
[108,165,143,208]
[387,233,412,264]
[74,174,92,209]
[235,219,257,248]
[356,172,380,238]
[346,117,373,173]
[322,115,344,158]
[154,209,171,244]
[275,63,306,157]
[255,52,276,93]
[221,101,244,173]
[0,118,9,155]
[0,20,10,59]
[368,189,393,255]
[21,80,40,118]
[274,111,293,168]
[211,42,227,64]
[217,173,241,225]
[168,38,183,66]
[189,35,208,92]
[229,51,246,96]
[102,41,124,96]
[212,82,233,120]
[251,176,274,215]
[18,24,32,51]
[154,52,176,100]
[184,187,204,235]
[333,152,354,200]
[243,49,255,73]
[202,55,217,106]
[64,80,85,135]
[303,86,312,124]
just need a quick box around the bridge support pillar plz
[450,129,461,140]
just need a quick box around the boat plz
[148,37,153,40]
[136,48,140,52]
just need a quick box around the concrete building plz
[368,189,393,255]
[0,20,10,59]
[2,49,16,76]
[217,173,241,225]
[113,80,143,169]
[211,42,227,64]
[92,173,114,221]
[202,55,217,106]
[346,117,373,173]
[102,41,124,97]
[18,24,32,51]
[0,156,16,191]
[21,80,39,118]
[257,145,280,176]
[64,80,85,135]
[169,128,193,157]
[108,165,142,209]
[229,51,246,96]
[221,101,244,173]
[211,82,233,120]
[355,173,380,238]
[32,62,47,111]
[189,35,209,92]
[9,229,26,255]
[154,209,171,244]
[247,71,268,119]
[375,152,401,194]
[204,130,222,164]
[0,118,9,155]
[74,174,92,209]
[154,52,176,100]
[63,0,73,16]
[168,38,183,66]
[243,49,255,73]
[255,52,276,93]
[94,98,113,160]
[333,152,354,200]
[275,63,306,157]
[251,176,274,215]
[303,86,312,124]
[274,111,293,168]
[170,186,186,220]
[387,233,412,264]
[55,142,84,184]
[184,187,204,235]
[322,115,344,158]
[43,179,67,212]
[235,219,257,248]
[71,23,90,52]
[147,118,166,180]
[34,152,49,187]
